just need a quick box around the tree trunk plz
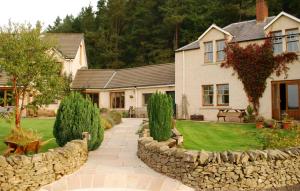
[13,77,21,129]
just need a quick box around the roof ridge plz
[104,71,117,88]
[223,16,276,29]
[114,63,174,71]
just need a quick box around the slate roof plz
[176,16,276,52]
[224,16,276,42]
[44,33,84,59]
[71,63,175,89]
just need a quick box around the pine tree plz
[147,92,173,141]
[53,92,104,151]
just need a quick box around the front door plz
[272,80,300,120]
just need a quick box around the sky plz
[0,0,98,29]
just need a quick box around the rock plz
[220,151,228,162]
[199,151,210,165]
[183,151,199,163]
[240,153,249,164]
[0,156,8,167]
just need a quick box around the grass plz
[0,118,57,154]
[176,120,263,152]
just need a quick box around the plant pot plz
[256,121,264,129]
[282,122,292,130]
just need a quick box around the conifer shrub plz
[53,92,104,151]
[147,92,173,141]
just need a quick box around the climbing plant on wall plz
[221,38,298,114]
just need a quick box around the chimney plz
[256,0,269,23]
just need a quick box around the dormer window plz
[204,41,213,63]
[271,31,283,54]
[286,29,299,52]
[216,40,225,61]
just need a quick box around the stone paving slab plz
[41,118,194,191]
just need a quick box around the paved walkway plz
[42,118,194,191]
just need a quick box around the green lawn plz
[176,120,263,152]
[0,118,57,154]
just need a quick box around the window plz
[203,85,214,105]
[143,93,152,106]
[86,93,99,107]
[216,40,225,61]
[287,84,299,109]
[286,29,299,52]
[217,84,229,106]
[271,31,283,54]
[110,92,125,109]
[204,41,213,63]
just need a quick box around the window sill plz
[202,62,222,66]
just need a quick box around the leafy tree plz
[0,22,68,128]
[147,92,173,141]
[221,39,298,114]
[53,92,104,151]
[46,0,299,69]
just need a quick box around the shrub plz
[109,111,122,125]
[147,92,173,141]
[100,108,109,114]
[244,105,255,123]
[53,92,104,151]
[101,116,113,130]
[258,124,300,149]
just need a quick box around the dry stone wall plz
[137,136,300,191]
[0,140,88,191]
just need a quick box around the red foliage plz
[221,39,298,113]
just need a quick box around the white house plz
[175,0,300,121]
[71,63,175,117]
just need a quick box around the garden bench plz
[217,109,246,122]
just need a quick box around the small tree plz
[221,38,298,114]
[53,92,104,151]
[0,22,68,128]
[147,92,173,141]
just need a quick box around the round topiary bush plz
[109,110,122,125]
[147,92,173,141]
[53,92,104,151]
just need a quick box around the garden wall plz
[0,140,88,191]
[138,135,300,191]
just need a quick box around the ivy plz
[221,38,298,114]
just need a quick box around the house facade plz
[71,63,175,117]
[175,0,300,121]
[0,33,88,114]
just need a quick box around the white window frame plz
[202,85,214,106]
[204,41,213,63]
[271,31,283,54]
[286,29,300,53]
[216,40,226,62]
[217,84,229,106]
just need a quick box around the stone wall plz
[0,140,88,191]
[137,136,300,191]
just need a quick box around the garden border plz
[138,129,300,190]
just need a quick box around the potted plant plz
[264,119,277,129]
[282,116,293,130]
[256,116,264,129]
